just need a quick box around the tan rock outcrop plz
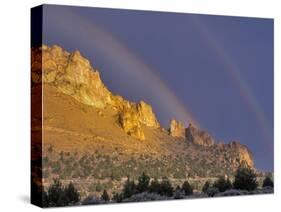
[169,119,185,138]
[32,45,161,140]
[32,45,112,108]
[227,141,254,168]
[137,101,160,128]
[117,101,159,140]
[185,123,214,147]
[118,107,145,140]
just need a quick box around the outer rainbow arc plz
[45,6,199,128]
[191,17,273,149]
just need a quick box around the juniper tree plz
[233,166,258,191]
[182,180,193,195]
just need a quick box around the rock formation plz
[118,107,145,141]
[32,45,255,168]
[169,119,185,138]
[32,45,160,140]
[117,101,159,140]
[185,123,214,147]
[137,101,160,128]
[227,141,254,167]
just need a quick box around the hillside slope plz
[31,45,254,195]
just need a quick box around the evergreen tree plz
[159,177,174,197]
[181,180,193,195]
[122,177,136,198]
[136,172,150,193]
[262,176,274,188]
[202,181,210,193]
[44,178,80,207]
[112,192,123,203]
[213,177,232,192]
[64,182,80,205]
[42,189,49,207]
[101,189,110,201]
[47,178,66,206]
[174,186,184,199]
[149,178,161,193]
[233,166,258,191]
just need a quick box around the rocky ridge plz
[31,45,254,168]
[32,45,159,140]
[168,121,214,147]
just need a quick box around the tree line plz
[38,164,273,206]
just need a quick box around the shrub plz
[149,178,161,194]
[123,192,168,202]
[233,166,258,191]
[202,181,210,193]
[43,178,80,207]
[158,177,174,197]
[213,177,232,192]
[46,178,66,206]
[95,182,103,192]
[51,161,61,174]
[43,169,49,179]
[101,190,110,201]
[181,181,193,195]
[59,151,64,161]
[122,177,137,199]
[113,192,123,203]
[262,176,274,188]
[82,196,103,205]
[136,172,150,193]
[174,186,185,199]
[47,145,53,152]
[42,156,49,165]
[42,190,49,207]
[206,187,219,197]
[110,167,122,181]
[216,189,243,196]
[64,182,80,205]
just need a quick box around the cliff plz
[32,45,159,140]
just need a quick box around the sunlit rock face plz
[137,101,160,128]
[227,141,254,168]
[35,45,112,108]
[118,106,145,141]
[185,123,215,147]
[32,45,160,140]
[117,101,159,140]
[169,119,185,138]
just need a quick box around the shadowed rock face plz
[185,123,215,147]
[169,119,185,138]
